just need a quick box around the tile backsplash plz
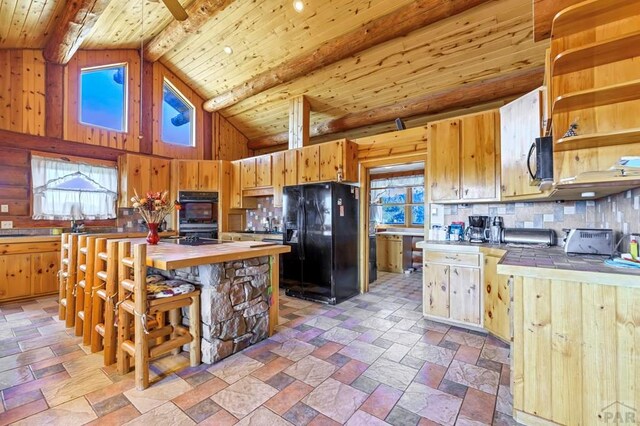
[245,197,283,231]
[439,188,640,244]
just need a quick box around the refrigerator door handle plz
[298,197,305,261]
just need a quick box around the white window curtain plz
[31,156,117,220]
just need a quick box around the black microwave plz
[527,136,553,188]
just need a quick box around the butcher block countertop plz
[144,240,291,270]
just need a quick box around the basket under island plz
[138,239,291,364]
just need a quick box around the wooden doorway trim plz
[358,152,427,293]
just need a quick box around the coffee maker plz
[465,215,490,243]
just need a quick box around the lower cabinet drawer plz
[424,251,480,267]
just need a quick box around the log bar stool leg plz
[58,233,68,321]
[81,236,97,346]
[103,240,119,366]
[91,238,108,353]
[74,235,88,337]
[65,234,78,328]
[133,243,150,390]
[117,241,132,376]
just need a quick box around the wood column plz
[288,95,310,150]
[45,63,64,139]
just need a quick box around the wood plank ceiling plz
[0,0,548,144]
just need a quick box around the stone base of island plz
[142,239,290,364]
[149,256,273,363]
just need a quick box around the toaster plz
[563,229,614,256]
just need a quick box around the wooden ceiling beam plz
[143,0,236,62]
[203,0,492,112]
[247,66,544,150]
[43,0,112,64]
[533,0,582,41]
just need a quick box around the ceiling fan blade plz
[161,0,188,21]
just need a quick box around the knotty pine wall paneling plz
[64,50,141,152]
[0,49,46,136]
[212,112,251,161]
[151,62,204,160]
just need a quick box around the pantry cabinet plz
[428,111,500,203]
[118,153,171,208]
[0,239,61,302]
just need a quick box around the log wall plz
[213,112,252,161]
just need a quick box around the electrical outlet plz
[0,204,8,213]
[1,221,13,229]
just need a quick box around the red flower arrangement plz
[131,190,176,224]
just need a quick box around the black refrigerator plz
[282,182,359,305]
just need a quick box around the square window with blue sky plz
[79,63,127,132]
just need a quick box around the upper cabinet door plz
[429,118,461,202]
[176,160,199,191]
[461,111,500,201]
[271,152,285,207]
[500,88,545,199]
[241,158,257,189]
[198,160,219,191]
[255,155,272,187]
[284,150,298,186]
[298,145,320,183]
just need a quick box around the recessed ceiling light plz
[223,46,233,55]
[293,0,304,12]
[581,191,596,198]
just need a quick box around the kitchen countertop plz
[0,235,63,244]
[143,240,291,270]
[376,231,425,237]
[417,240,640,286]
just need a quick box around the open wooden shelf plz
[553,30,640,76]
[552,0,640,39]
[555,127,640,151]
[553,79,640,113]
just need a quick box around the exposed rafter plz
[43,0,112,64]
[203,0,492,112]
[247,66,545,150]
[143,0,236,62]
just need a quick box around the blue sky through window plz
[162,81,194,146]
[80,65,126,131]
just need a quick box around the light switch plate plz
[0,204,8,213]
[1,221,13,229]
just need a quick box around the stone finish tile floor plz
[0,271,517,425]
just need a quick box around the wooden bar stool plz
[74,234,89,337]
[80,235,98,346]
[91,238,119,366]
[58,233,78,328]
[117,241,201,390]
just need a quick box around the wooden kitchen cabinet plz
[449,266,481,325]
[319,139,358,182]
[461,111,500,200]
[173,160,220,192]
[428,118,460,201]
[500,88,546,199]
[255,155,272,187]
[0,239,61,302]
[118,154,171,207]
[284,149,298,186]
[271,152,285,207]
[483,254,511,342]
[298,145,320,183]
[241,158,257,189]
[428,111,500,203]
[230,160,258,210]
[423,248,482,327]
[376,234,405,273]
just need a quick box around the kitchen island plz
[139,239,290,363]
[419,240,640,426]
